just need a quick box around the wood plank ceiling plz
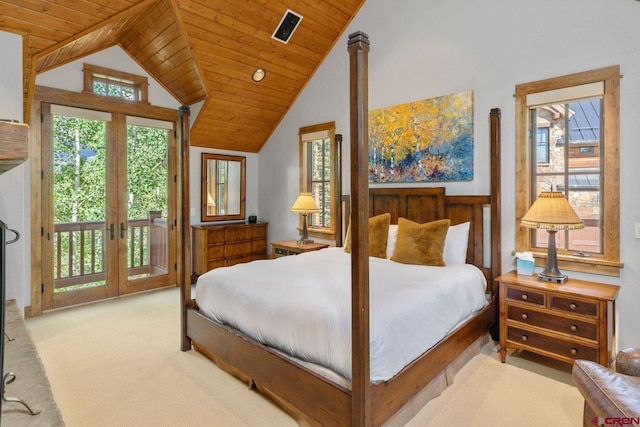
[0,0,365,152]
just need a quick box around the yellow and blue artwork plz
[369,90,474,183]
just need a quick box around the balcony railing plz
[53,211,167,292]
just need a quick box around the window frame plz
[298,122,341,243]
[515,66,623,277]
[83,63,149,104]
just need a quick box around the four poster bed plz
[180,32,502,426]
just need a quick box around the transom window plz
[515,66,622,277]
[83,63,149,103]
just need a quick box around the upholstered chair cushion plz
[572,348,640,427]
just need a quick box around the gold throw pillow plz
[344,213,391,258]
[390,218,450,266]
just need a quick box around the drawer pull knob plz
[570,325,577,332]
[521,313,528,320]
[569,303,577,310]
[521,294,528,301]
[521,335,528,342]
[570,348,578,356]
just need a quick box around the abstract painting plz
[368,90,474,183]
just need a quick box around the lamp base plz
[537,272,568,284]
[297,238,314,245]
[537,229,568,284]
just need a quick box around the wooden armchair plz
[572,348,640,426]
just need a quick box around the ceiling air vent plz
[272,9,302,44]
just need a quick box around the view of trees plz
[53,114,169,289]
[53,116,169,224]
[53,115,107,224]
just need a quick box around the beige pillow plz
[344,213,391,258]
[390,218,450,266]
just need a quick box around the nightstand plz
[497,271,619,367]
[271,240,330,258]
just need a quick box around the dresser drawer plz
[226,241,252,258]
[252,225,268,239]
[226,227,253,242]
[206,259,225,271]
[207,229,225,244]
[226,255,253,266]
[506,326,598,362]
[507,305,597,341]
[252,239,267,254]
[207,244,225,261]
[506,287,545,306]
[551,295,598,317]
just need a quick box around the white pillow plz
[386,224,399,258]
[386,221,470,263]
[443,222,470,264]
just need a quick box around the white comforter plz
[195,247,487,382]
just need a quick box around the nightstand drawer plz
[506,326,598,362]
[551,295,597,317]
[506,287,545,306]
[271,240,329,258]
[274,247,290,257]
[507,305,598,341]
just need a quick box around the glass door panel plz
[49,106,114,308]
[122,117,175,293]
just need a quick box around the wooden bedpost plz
[489,108,502,341]
[348,31,371,427]
[489,108,502,290]
[179,105,192,351]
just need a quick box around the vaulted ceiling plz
[0,0,365,152]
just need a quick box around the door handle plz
[120,222,125,239]
[109,223,115,240]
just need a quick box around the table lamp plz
[521,191,584,284]
[290,192,320,244]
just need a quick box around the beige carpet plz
[27,288,584,427]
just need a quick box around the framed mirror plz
[201,153,246,221]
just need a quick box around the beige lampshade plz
[207,192,215,206]
[521,191,584,231]
[290,192,320,214]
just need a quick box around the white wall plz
[0,31,28,308]
[258,0,640,350]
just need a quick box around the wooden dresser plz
[497,271,619,366]
[192,222,268,279]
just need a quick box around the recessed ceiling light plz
[252,68,266,82]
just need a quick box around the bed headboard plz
[370,187,492,284]
[343,186,496,291]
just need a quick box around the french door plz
[41,104,177,310]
